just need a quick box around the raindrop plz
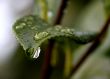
[35,31,49,40]
[66,28,74,34]
[15,25,24,29]
[61,29,68,33]
[31,26,36,30]
[27,16,34,21]
[21,23,26,26]
[55,25,62,31]
[61,28,74,34]
[15,23,26,29]
[33,47,41,58]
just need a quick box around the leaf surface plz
[13,15,97,58]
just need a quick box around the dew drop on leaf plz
[60,28,74,35]
[27,16,34,21]
[21,23,26,26]
[35,32,49,40]
[15,23,26,29]
[33,47,41,58]
[31,26,36,30]
[55,25,62,31]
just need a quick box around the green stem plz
[39,0,48,21]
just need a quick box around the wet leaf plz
[13,15,97,58]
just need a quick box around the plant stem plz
[67,17,110,79]
[53,0,68,25]
[39,0,68,79]
[39,40,54,79]
[39,0,48,21]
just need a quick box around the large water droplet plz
[15,25,24,29]
[35,32,49,40]
[33,47,41,58]
[55,25,62,31]
[15,23,26,29]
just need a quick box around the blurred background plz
[0,0,110,79]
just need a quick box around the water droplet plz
[15,25,24,29]
[22,23,26,25]
[61,29,67,33]
[35,34,40,40]
[35,32,49,40]
[33,47,41,58]
[55,25,62,31]
[15,23,26,29]
[31,26,36,30]
[61,28,74,34]
[27,21,33,25]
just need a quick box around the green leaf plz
[13,15,98,58]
